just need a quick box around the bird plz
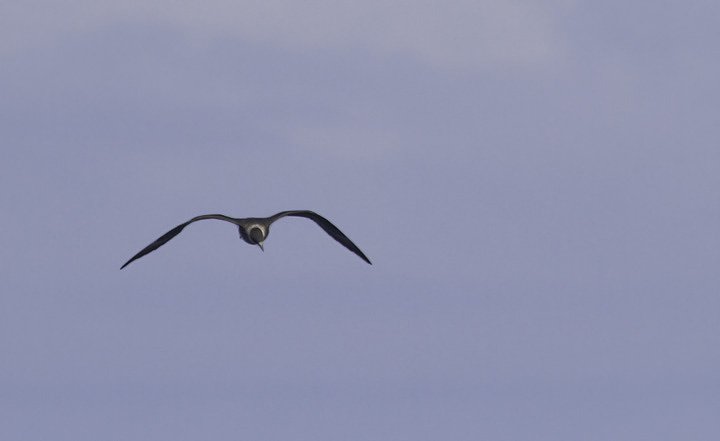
[121,210,371,269]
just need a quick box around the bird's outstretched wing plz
[120,214,239,269]
[269,210,372,264]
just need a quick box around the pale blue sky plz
[1,1,719,440]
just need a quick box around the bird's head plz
[249,227,265,252]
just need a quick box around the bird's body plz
[121,210,371,269]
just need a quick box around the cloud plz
[1,0,570,69]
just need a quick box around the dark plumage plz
[121,210,371,269]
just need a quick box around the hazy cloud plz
[1,0,570,69]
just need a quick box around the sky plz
[1,1,719,439]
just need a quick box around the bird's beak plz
[258,242,264,252]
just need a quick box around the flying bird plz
[121,210,371,269]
